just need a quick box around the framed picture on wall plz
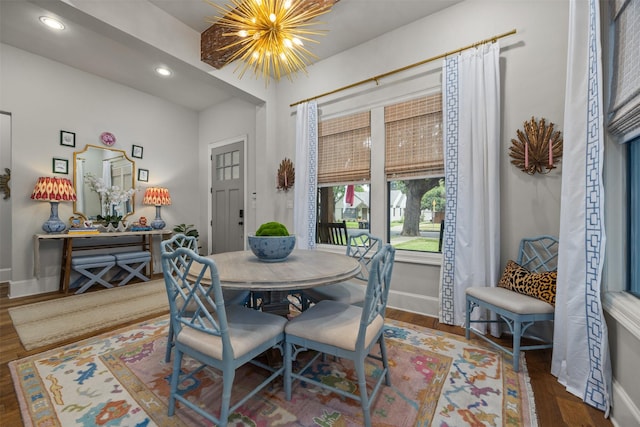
[60,130,75,147]
[132,144,143,159]
[138,168,149,182]
[53,158,69,174]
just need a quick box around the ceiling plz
[1,0,462,111]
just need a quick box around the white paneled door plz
[210,141,244,254]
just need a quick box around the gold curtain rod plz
[290,28,517,107]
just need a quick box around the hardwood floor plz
[0,283,613,426]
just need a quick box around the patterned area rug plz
[10,316,537,426]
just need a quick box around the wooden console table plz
[34,230,172,293]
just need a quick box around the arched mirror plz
[73,144,135,221]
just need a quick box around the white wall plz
[0,112,11,282]
[274,0,569,316]
[0,44,201,296]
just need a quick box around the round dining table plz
[204,249,361,315]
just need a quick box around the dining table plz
[203,249,361,315]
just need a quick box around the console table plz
[34,230,172,293]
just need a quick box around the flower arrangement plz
[84,172,135,224]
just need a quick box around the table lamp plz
[143,187,171,229]
[31,176,77,233]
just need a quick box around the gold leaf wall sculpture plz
[277,158,295,191]
[509,117,563,175]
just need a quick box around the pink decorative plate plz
[100,132,116,146]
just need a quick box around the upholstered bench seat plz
[466,287,554,315]
[70,254,117,294]
[112,251,151,286]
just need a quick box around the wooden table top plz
[204,249,361,291]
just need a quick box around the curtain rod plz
[290,28,517,107]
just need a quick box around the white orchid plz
[84,172,135,220]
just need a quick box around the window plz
[385,94,444,253]
[629,136,640,297]
[315,92,445,254]
[317,112,371,245]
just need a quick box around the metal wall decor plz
[509,117,563,175]
[276,158,295,191]
[0,168,10,199]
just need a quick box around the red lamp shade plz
[31,176,76,233]
[31,177,77,202]
[142,187,171,206]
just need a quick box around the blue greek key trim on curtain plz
[305,102,318,249]
[583,0,608,411]
[440,56,459,325]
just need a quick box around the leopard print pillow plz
[498,260,557,305]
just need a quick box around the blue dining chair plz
[160,233,250,362]
[303,231,383,306]
[161,246,287,427]
[283,244,396,427]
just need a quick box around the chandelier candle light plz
[143,187,171,230]
[31,176,77,233]
[209,0,333,83]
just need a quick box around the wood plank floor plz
[0,283,613,426]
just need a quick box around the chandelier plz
[209,0,333,83]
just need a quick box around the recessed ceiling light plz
[155,67,172,77]
[39,16,65,30]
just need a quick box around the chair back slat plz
[517,235,559,272]
[346,231,383,281]
[359,244,396,343]
[161,247,233,356]
[161,233,199,254]
[317,221,348,245]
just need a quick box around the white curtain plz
[294,101,318,250]
[552,0,611,414]
[440,42,501,328]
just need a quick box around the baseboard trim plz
[610,378,640,427]
[9,276,59,299]
[387,290,439,318]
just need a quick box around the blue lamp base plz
[42,202,66,233]
[150,206,166,230]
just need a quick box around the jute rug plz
[8,280,168,351]
[10,316,538,426]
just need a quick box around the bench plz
[70,254,116,294]
[112,251,151,286]
[465,235,558,371]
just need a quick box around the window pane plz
[317,184,370,245]
[388,178,445,253]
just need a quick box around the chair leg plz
[284,342,292,400]
[512,320,522,372]
[219,369,235,427]
[379,336,391,386]
[168,349,183,416]
[355,355,372,427]
[465,297,472,340]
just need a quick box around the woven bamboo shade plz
[385,94,444,179]
[318,111,371,184]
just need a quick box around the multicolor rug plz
[10,316,537,426]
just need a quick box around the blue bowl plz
[247,235,296,262]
